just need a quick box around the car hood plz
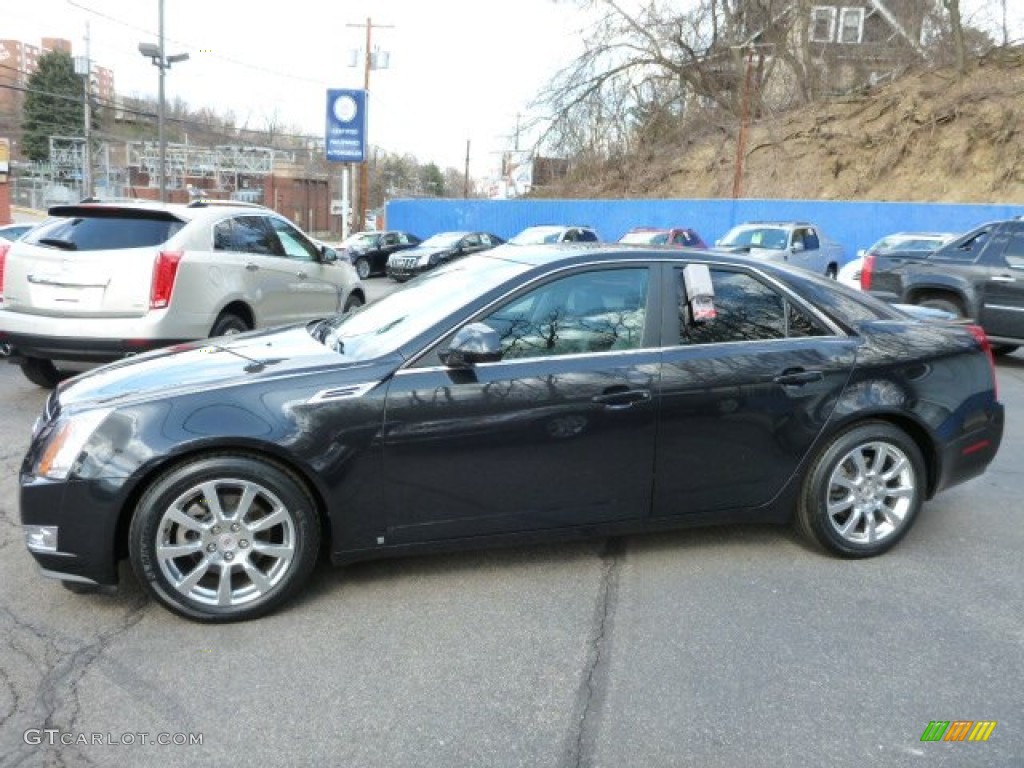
[717,245,782,257]
[54,324,389,411]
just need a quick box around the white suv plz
[0,200,365,387]
[508,225,600,244]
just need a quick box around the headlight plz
[35,408,113,480]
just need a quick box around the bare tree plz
[534,0,799,161]
[942,0,967,74]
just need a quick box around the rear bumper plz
[933,401,1004,495]
[2,331,188,362]
[0,307,202,362]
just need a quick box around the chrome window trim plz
[396,256,849,374]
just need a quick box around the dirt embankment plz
[548,47,1024,205]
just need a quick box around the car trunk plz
[2,206,186,319]
[4,244,159,318]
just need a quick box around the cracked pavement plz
[0,352,1022,767]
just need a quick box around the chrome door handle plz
[245,263,259,271]
[774,369,824,386]
[592,388,651,409]
[990,275,1016,283]
[296,270,308,279]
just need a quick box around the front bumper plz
[20,476,125,586]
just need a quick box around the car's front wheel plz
[796,422,925,557]
[129,455,321,622]
[354,257,371,280]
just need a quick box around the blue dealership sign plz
[325,89,367,163]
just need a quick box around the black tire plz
[354,257,371,280]
[825,263,838,279]
[343,293,364,313]
[991,344,1018,356]
[210,312,250,337]
[917,295,965,318]
[795,421,925,558]
[19,357,63,388]
[129,455,321,622]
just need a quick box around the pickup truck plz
[862,218,1024,354]
[715,221,845,278]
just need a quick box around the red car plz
[618,227,707,248]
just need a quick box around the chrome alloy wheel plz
[155,479,296,607]
[825,441,916,545]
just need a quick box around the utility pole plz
[75,23,93,199]
[463,139,470,198]
[732,47,757,199]
[345,17,392,232]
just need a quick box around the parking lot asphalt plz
[0,328,1021,767]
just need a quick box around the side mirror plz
[440,323,503,368]
[790,241,805,253]
[320,245,338,263]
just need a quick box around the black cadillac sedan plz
[20,245,1004,622]
[386,230,504,282]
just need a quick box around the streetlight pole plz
[74,23,92,199]
[139,0,188,202]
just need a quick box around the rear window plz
[26,215,185,251]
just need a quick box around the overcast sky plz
[5,0,589,177]
[5,1,1021,178]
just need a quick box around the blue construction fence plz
[385,198,1024,265]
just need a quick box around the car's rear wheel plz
[354,257,371,280]
[825,263,838,279]
[343,293,364,313]
[796,421,924,558]
[19,357,64,388]
[129,455,321,622]
[210,312,250,337]
[917,295,965,318]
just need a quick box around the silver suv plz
[0,200,365,387]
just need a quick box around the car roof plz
[46,199,274,223]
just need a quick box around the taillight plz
[965,324,997,399]
[860,252,875,291]
[150,250,183,309]
[0,242,9,300]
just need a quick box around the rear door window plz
[678,268,829,345]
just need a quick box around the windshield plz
[720,227,788,250]
[313,255,528,359]
[619,231,668,245]
[871,234,954,253]
[419,232,464,248]
[341,232,380,248]
[509,227,563,245]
